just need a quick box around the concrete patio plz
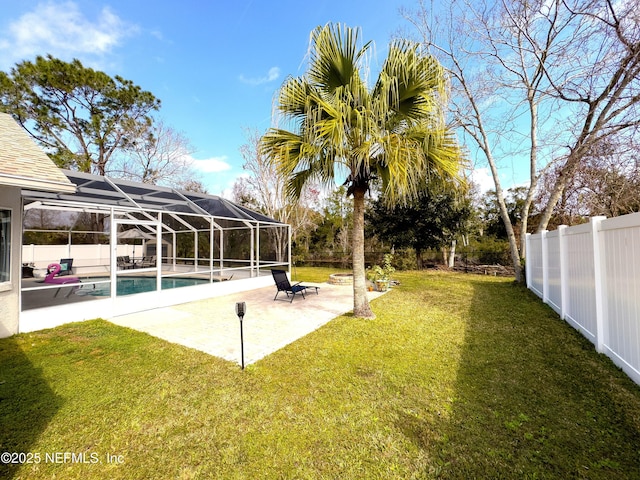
[108,282,384,365]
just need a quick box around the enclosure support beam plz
[209,220,214,282]
[194,230,198,272]
[109,208,116,302]
[220,229,224,275]
[158,213,163,292]
[288,224,292,273]
[256,223,260,277]
[250,227,255,278]
[172,232,176,271]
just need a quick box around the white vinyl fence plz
[22,244,135,275]
[526,212,640,385]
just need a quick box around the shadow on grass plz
[398,278,640,479]
[0,336,62,479]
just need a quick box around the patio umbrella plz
[117,228,155,240]
[117,228,155,258]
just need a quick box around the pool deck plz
[108,282,384,366]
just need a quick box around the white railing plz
[526,212,640,385]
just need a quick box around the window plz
[0,209,10,283]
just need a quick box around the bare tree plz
[536,135,640,223]
[533,0,640,229]
[233,128,319,262]
[403,0,536,281]
[403,0,640,281]
[110,119,201,190]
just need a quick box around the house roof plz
[23,169,283,225]
[0,112,76,193]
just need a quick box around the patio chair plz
[46,258,73,276]
[271,269,319,302]
[116,256,134,270]
[58,258,74,275]
[136,256,156,268]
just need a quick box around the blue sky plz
[1,0,440,195]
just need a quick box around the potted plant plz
[371,254,395,292]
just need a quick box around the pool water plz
[75,276,210,297]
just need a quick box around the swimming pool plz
[75,276,211,297]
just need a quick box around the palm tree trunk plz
[352,187,375,319]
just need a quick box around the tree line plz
[236,119,640,276]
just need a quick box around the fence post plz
[558,225,568,320]
[591,216,606,353]
[541,230,549,305]
[525,233,531,289]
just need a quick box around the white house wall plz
[0,186,21,337]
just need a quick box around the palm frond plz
[308,24,371,92]
[375,40,447,121]
[263,23,464,206]
[278,76,315,118]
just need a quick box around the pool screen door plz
[112,219,160,297]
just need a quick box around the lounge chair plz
[271,269,319,302]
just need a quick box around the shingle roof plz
[0,112,76,193]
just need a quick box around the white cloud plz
[0,1,138,69]
[150,30,165,41]
[471,167,495,194]
[220,187,235,200]
[239,66,281,86]
[191,156,232,173]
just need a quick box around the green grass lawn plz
[2,268,640,479]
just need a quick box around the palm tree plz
[261,24,462,319]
